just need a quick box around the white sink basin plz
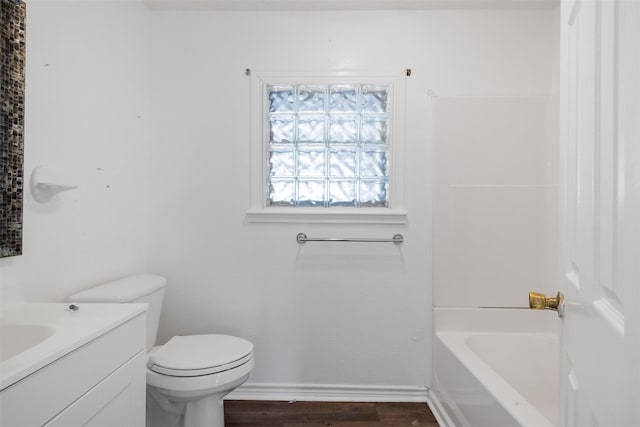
[0,324,55,362]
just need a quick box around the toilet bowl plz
[146,334,254,427]
[69,274,253,427]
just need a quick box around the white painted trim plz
[225,382,428,402]
[426,389,456,427]
[246,208,408,224]
[428,92,554,99]
[248,70,407,224]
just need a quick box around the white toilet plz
[69,274,253,427]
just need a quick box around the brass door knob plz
[529,291,565,318]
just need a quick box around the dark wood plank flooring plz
[224,401,440,427]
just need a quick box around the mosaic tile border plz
[1,0,26,257]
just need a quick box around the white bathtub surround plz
[431,93,560,425]
[432,95,559,308]
[432,308,559,427]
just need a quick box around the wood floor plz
[224,401,440,427]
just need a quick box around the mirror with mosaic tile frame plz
[1,0,26,258]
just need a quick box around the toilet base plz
[146,372,250,427]
[183,395,224,427]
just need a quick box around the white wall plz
[0,0,150,306]
[0,2,558,396]
[148,8,557,394]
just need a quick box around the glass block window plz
[266,83,390,207]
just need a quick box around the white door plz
[559,0,640,426]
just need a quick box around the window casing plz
[248,71,407,224]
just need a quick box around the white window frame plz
[246,70,407,224]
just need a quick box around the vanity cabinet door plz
[44,350,146,427]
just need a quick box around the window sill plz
[245,208,408,224]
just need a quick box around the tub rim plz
[435,330,557,427]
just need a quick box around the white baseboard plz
[426,389,455,427]
[226,382,429,403]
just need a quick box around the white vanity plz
[0,302,147,426]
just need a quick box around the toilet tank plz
[69,274,167,351]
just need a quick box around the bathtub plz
[431,308,559,427]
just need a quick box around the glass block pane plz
[270,116,294,143]
[329,117,358,143]
[268,85,295,112]
[298,149,325,177]
[329,149,356,177]
[297,180,326,206]
[360,180,388,207]
[298,117,325,143]
[265,80,394,210]
[361,85,388,113]
[298,85,326,113]
[330,85,358,113]
[361,118,388,144]
[360,150,387,177]
[269,149,295,177]
[269,179,295,206]
[329,180,357,207]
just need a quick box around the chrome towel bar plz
[296,232,404,245]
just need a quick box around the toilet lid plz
[148,334,253,377]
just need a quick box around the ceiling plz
[143,0,559,11]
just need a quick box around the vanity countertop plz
[0,302,147,390]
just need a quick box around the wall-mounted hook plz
[30,166,78,203]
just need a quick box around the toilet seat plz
[147,334,253,377]
[146,351,254,394]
